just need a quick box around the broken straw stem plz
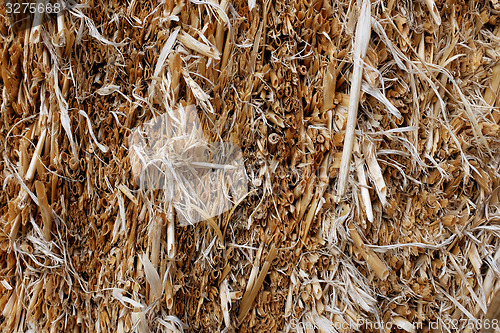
[25,128,47,182]
[354,140,373,222]
[166,204,175,259]
[337,0,371,198]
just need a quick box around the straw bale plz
[0,0,500,332]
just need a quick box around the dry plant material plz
[238,244,278,324]
[337,0,372,198]
[0,0,499,332]
[482,290,500,333]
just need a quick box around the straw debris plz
[1,0,499,332]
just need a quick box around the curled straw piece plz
[78,110,109,153]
